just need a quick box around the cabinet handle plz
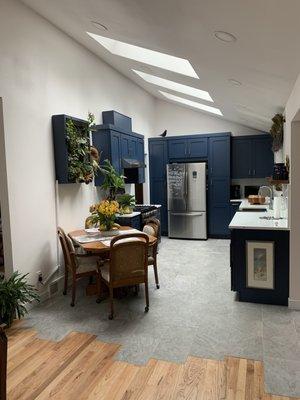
[253,169,256,175]
[189,144,191,156]
[248,169,251,176]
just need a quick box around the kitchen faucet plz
[258,186,273,209]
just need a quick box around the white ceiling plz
[21,0,300,131]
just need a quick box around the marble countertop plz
[229,208,289,231]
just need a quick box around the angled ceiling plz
[21,0,300,131]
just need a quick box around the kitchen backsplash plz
[231,178,269,198]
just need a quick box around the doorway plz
[0,98,13,277]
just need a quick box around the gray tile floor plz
[25,238,300,397]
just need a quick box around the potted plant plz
[117,194,136,214]
[99,159,125,200]
[66,112,100,184]
[0,272,40,327]
[89,200,120,234]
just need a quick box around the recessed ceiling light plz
[214,31,237,43]
[91,21,108,31]
[132,70,213,102]
[86,32,199,79]
[228,78,242,86]
[159,91,223,116]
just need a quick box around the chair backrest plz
[143,218,160,238]
[109,233,149,284]
[57,227,77,273]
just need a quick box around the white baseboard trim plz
[288,298,300,310]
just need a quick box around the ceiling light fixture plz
[132,70,213,102]
[91,21,108,31]
[86,32,199,79]
[214,31,237,43]
[159,91,223,116]
[228,78,242,86]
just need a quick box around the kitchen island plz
[229,206,289,305]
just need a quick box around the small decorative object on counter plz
[0,272,39,327]
[88,200,120,233]
[248,195,266,205]
[117,194,136,214]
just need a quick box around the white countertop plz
[116,211,141,218]
[229,208,289,231]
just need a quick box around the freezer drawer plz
[168,212,207,239]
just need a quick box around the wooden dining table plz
[68,226,157,297]
[68,226,157,254]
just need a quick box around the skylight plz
[87,32,199,79]
[132,70,212,102]
[159,91,223,116]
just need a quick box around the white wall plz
[153,99,266,137]
[283,72,300,309]
[0,0,155,285]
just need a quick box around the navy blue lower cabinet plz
[115,214,141,230]
[230,229,289,305]
[230,202,241,220]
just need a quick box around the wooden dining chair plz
[143,218,160,289]
[57,227,101,307]
[98,233,149,319]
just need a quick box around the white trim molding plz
[288,298,300,310]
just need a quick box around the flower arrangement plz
[89,200,120,231]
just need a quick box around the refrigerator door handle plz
[170,212,204,216]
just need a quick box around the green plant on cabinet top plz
[99,159,125,200]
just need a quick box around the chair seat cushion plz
[100,262,110,282]
[76,255,99,274]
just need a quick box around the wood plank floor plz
[6,326,299,400]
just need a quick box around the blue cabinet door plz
[110,131,121,174]
[168,138,187,159]
[230,202,241,220]
[129,137,137,158]
[121,135,131,159]
[231,138,252,178]
[137,138,145,183]
[252,137,273,178]
[187,137,208,158]
[208,135,231,237]
[149,139,168,234]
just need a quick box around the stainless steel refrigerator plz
[167,162,207,239]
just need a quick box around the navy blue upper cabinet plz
[231,138,252,178]
[208,134,231,237]
[168,137,208,159]
[231,135,274,179]
[148,139,168,234]
[252,136,274,178]
[168,138,187,159]
[92,125,145,186]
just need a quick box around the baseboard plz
[288,298,300,310]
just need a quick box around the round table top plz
[69,226,157,253]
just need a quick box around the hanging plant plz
[269,113,285,152]
[66,112,100,184]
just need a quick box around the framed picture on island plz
[246,241,274,290]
